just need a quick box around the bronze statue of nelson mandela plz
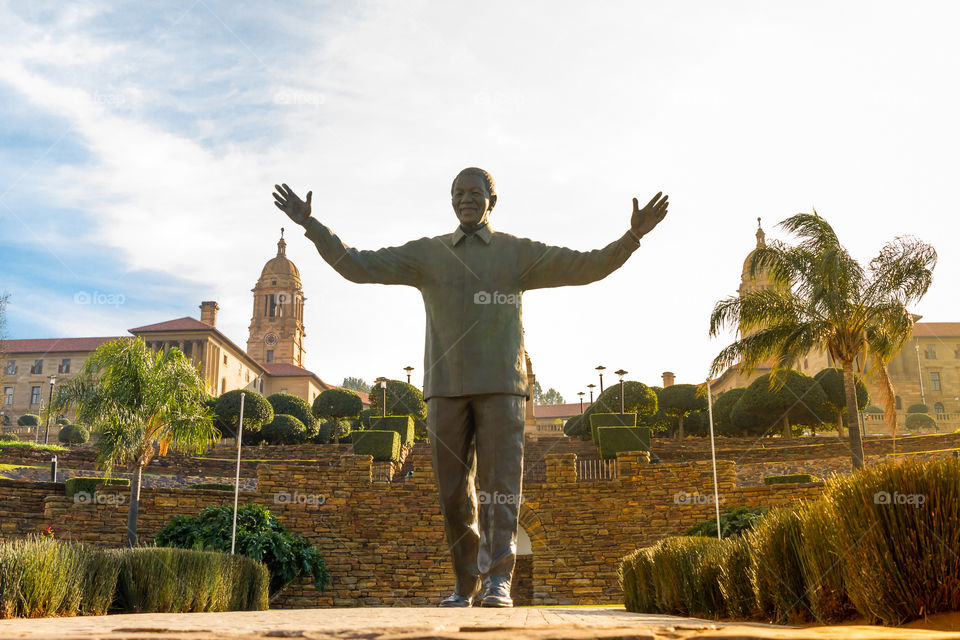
[273,168,668,607]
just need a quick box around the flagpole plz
[706,380,722,540]
[231,392,245,555]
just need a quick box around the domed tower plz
[737,218,776,338]
[247,229,306,367]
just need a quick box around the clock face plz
[264,333,279,346]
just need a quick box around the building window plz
[265,294,276,318]
[955,345,960,359]
[280,388,287,394]
[3,387,12,406]
[925,344,936,359]
[930,371,941,391]
[245,371,250,382]
[266,350,274,363]
[30,360,43,375]
[59,359,71,374]
[895,396,902,410]
[221,378,227,395]
[934,402,945,414]
[30,386,41,405]
[5,360,14,375]
[184,342,193,357]
[223,354,228,365]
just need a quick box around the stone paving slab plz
[0,607,958,640]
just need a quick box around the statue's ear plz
[488,194,497,211]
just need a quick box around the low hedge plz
[0,433,18,442]
[0,537,267,617]
[351,430,400,461]
[905,412,936,431]
[188,482,234,491]
[369,415,414,446]
[590,412,637,445]
[65,476,130,499]
[619,457,960,626]
[597,426,650,459]
[763,473,819,485]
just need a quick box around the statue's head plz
[451,167,496,227]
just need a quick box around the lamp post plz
[915,339,926,406]
[403,366,414,384]
[586,383,596,404]
[43,375,57,445]
[596,365,606,393]
[379,378,387,417]
[577,391,585,414]
[614,369,628,415]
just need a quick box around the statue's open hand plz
[273,183,312,225]
[630,192,669,238]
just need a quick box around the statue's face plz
[452,174,494,226]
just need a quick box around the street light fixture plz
[43,375,57,445]
[403,366,414,384]
[614,369,628,415]
[379,378,387,418]
[596,365,606,393]
[577,391,585,414]
[586,383,596,404]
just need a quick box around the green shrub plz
[369,415,414,446]
[798,500,855,622]
[647,537,725,616]
[154,503,328,597]
[64,476,130,499]
[266,393,317,433]
[0,535,87,618]
[0,433,18,442]
[717,536,755,618]
[746,507,810,623]
[367,379,426,420]
[80,548,122,615]
[57,424,89,445]
[763,474,819,486]
[214,390,273,437]
[313,418,351,444]
[55,416,70,426]
[590,412,636,445]
[865,404,885,414]
[16,414,39,427]
[352,430,400,462]
[906,403,929,414]
[115,547,267,613]
[188,482,234,491]
[312,388,363,421]
[597,426,650,459]
[258,414,308,445]
[686,506,769,539]
[905,412,936,431]
[566,381,658,440]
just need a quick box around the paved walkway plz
[0,607,958,640]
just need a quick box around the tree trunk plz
[676,415,685,440]
[875,359,898,456]
[782,414,791,438]
[836,410,844,439]
[842,361,865,469]
[125,465,143,548]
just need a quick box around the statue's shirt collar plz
[452,222,493,246]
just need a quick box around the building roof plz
[533,402,591,419]
[129,317,213,333]
[914,322,960,338]
[2,336,125,355]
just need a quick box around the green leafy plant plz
[813,368,869,436]
[905,412,936,431]
[258,414,308,445]
[266,393,317,434]
[367,379,426,421]
[659,384,708,439]
[154,503,329,597]
[906,403,929,414]
[215,390,274,441]
[16,414,39,428]
[57,424,90,445]
[686,506,769,539]
[312,388,363,444]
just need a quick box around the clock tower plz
[247,229,306,367]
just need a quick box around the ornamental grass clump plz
[745,506,809,624]
[797,500,854,623]
[717,536,754,619]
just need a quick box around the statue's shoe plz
[480,579,513,608]
[439,592,475,607]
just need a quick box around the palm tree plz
[709,212,936,469]
[52,337,218,547]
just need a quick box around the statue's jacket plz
[303,218,639,400]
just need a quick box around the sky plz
[1,1,958,401]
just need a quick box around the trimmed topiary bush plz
[905,412,936,431]
[64,476,130,499]
[367,379,426,421]
[369,415,414,446]
[352,430,400,461]
[313,418,351,444]
[865,405,884,414]
[590,412,637,444]
[17,414,40,427]
[597,426,651,459]
[267,393,317,433]
[55,416,70,426]
[763,473,819,485]
[58,424,90,445]
[906,403,929,414]
[312,388,363,420]
[214,390,274,438]
[0,433,19,442]
[659,383,709,439]
[258,414,308,445]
